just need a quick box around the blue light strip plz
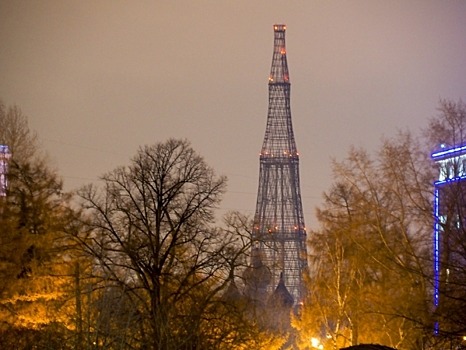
[432,144,466,160]
[433,186,440,308]
[434,174,466,186]
[433,186,440,335]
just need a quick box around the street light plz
[310,337,324,350]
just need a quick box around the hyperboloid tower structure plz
[251,24,308,304]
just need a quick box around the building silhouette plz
[248,24,308,305]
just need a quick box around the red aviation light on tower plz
[274,24,286,32]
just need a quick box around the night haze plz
[2,1,466,228]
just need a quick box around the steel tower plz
[252,24,308,303]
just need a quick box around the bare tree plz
[76,139,267,349]
[294,132,433,350]
[426,99,466,151]
[0,101,39,163]
[0,101,77,347]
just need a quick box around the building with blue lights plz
[0,145,11,197]
[432,144,466,334]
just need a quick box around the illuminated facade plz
[432,144,466,333]
[0,145,11,197]
[251,24,308,304]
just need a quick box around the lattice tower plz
[252,24,308,303]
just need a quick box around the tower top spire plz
[273,24,286,32]
[262,23,296,158]
[269,24,289,85]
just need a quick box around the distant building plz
[432,144,466,333]
[0,145,11,197]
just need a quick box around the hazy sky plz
[2,1,466,228]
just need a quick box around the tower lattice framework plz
[252,24,308,303]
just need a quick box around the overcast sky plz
[2,1,466,228]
